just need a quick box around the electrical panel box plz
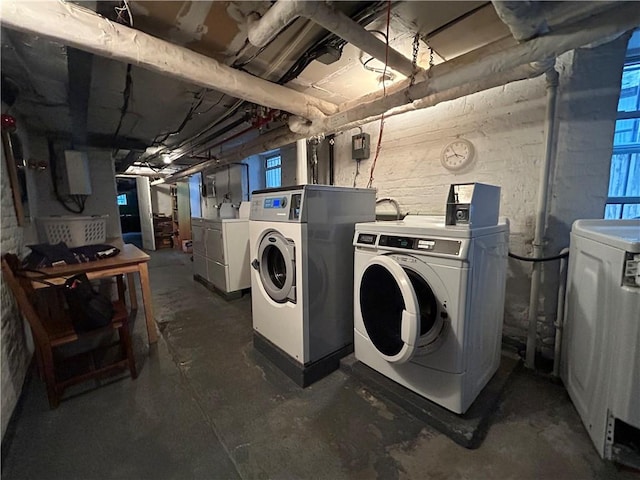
[64,150,92,195]
[352,133,370,160]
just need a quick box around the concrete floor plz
[2,249,636,479]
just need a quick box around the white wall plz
[151,184,173,216]
[30,137,122,241]
[330,39,627,355]
[280,143,298,186]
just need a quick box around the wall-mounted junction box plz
[64,150,92,195]
[352,133,370,160]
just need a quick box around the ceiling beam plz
[66,47,93,148]
[1,0,338,121]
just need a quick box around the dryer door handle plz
[251,259,259,270]
[401,310,419,346]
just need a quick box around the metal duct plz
[0,0,338,120]
[247,0,417,77]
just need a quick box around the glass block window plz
[606,30,640,219]
[265,155,281,188]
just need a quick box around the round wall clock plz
[441,139,475,171]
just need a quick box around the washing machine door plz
[257,231,296,303]
[358,255,442,363]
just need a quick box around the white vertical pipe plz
[525,68,559,370]
[296,139,308,185]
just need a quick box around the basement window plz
[265,155,282,188]
[606,30,640,219]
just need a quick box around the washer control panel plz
[251,189,304,222]
[355,233,462,256]
[263,196,288,209]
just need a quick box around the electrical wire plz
[112,63,133,155]
[353,160,361,187]
[115,0,133,27]
[366,0,392,189]
[153,89,208,145]
[508,251,569,262]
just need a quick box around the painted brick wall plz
[332,39,627,353]
[1,145,30,440]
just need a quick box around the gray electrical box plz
[445,183,500,227]
[352,133,370,160]
[64,150,92,195]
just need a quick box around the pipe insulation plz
[247,0,417,77]
[165,61,549,183]
[491,1,549,41]
[0,0,338,120]
[525,68,559,370]
[290,61,553,135]
[493,1,621,42]
[289,2,640,136]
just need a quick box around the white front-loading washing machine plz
[250,185,375,386]
[353,216,509,414]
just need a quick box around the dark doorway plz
[116,178,143,249]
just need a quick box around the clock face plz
[441,139,475,171]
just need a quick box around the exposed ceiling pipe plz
[288,1,639,137]
[0,0,338,120]
[492,1,621,42]
[491,1,548,41]
[165,60,548,184]
[246,0,417,78]
[162,126,302,183]
[315,61,554,135]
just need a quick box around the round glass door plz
[359,255,441,363]
[258,232,296,303]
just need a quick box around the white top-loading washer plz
[561,219,640,461]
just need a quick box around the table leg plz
[127,273,138,310]
[116,275,126,304]
[138,262,158,344]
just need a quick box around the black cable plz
[112,63,133,155]
[508,251,569,262]
[154,89,208,145]
[47,139,86,214]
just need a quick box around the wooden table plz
[28,243,158,344]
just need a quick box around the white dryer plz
[353,216,509,414]
[250,185,375,386]
[561,219,640,462]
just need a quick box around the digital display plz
[379,235,414,249]
[264,197,284,209]
[357,233,377,245]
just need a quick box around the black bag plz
[64,273,114,333]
